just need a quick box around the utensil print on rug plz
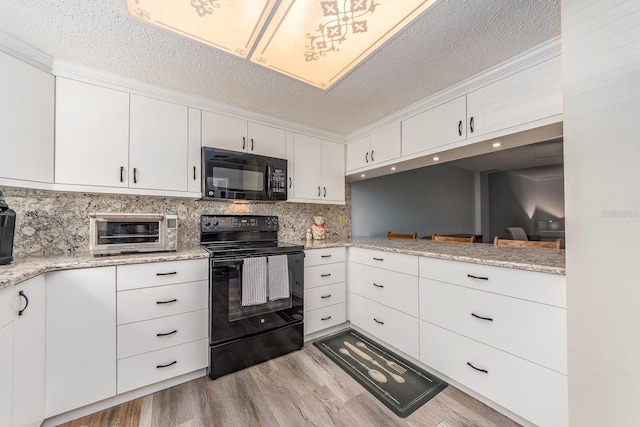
[355,341,407,375]
[338,348,388,383]
[344,341,405,384]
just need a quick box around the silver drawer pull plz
[157,330,178,337]
[374,318,384,325]
[373,283,384,288]
[373,257,384,261]
[156,271,177,276]
[157,361,177,369]
[471,313,493,322]
[321,294,332,299]
[321,316,332,321]
[156,299,177,304]
[467,362,488,374]
[467,274,488,281]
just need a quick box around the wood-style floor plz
[60,343,521,427]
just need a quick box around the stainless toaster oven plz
[89,213,178,256]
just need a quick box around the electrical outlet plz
[339,215,346,226]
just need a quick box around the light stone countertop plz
[1,237,566,291]
[298,237,566,275]
[0,247,210,291]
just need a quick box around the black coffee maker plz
[0,191,16,265]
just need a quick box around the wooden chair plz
[431,234,476,243]
[387,231,417,239]
[493,236,561,250]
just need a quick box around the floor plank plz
[57,343,521,427]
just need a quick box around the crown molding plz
[346,36,562,143]
[51,59,345,143]
[0,31,54,73]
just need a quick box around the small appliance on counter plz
[89,213,178,256]
[0,191,16,265]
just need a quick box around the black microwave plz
[202,147,288,202]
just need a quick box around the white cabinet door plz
[187,108,202,194]
[0,51,54,184]
[55,78,130,187]
[292,133,322,200]
[346,135,371,171]
[45,267,117,417]
[370,122,401,165]
[129,95,188,192]
[247,122,286,158]
[0,322,14,427]
[13,276,46,427]
[402,96,467,157]
[321,140,345,203]
[201,110,247,152]
[466,57,563,138]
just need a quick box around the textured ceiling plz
[0,0,560,135]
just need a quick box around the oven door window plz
[96,221,160,245]
[207,161,265,195]
[210,253,304,344]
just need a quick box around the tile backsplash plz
[0,187,351,256]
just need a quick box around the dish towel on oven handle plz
[268,255,290,301]
[241,256,268,306]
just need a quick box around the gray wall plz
[350,164,476,238]
[487,172,565,240]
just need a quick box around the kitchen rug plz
[313,329,448,418]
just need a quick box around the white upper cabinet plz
[129,94,188,192]
[466,56,563,138]
[201,110,286,158]
[55,78,130,188]
[346,122,401,172]
[0,51,54,185]
[292,133,345,204]
[402,96,467,157]
[187,108,202,194]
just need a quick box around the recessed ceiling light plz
[492,142,502,148]
[433,156,440,161]
[391,167,396,171]
[124,0,439,90]
[361,174,366,177]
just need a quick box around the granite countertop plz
[0,247,210,291]
[299,237,566,275]
[1,237,566,291]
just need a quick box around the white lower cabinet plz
[304,248,346,335]
[45,267,117,418]
[0,321,14,427]
[118,338,208,394]
[349,293,419,359]
[420,321,568,427]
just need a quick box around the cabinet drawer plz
[117,280,208,325]
[304,247,346,266]
[0,286,14,328]
[304,282,346,312]
[304,263,345,289]
[419,257,566,307]
[349,293,419,359]
[350,263,418,316]
[117,309,208,359]
[420,278,566,373]
[117,338,208,394]
[350,247,419,276]
[117,259,208,291]
[420,321,567,427]
[304,303,346,335]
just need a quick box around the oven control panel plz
[201,215,279,232]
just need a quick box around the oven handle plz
[211,252,304,264]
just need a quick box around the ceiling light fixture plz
[432,156,440,161]
[391,166,396,171]
[124,0,438,90]
[361,174,366,177]
[492,142,502,148]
